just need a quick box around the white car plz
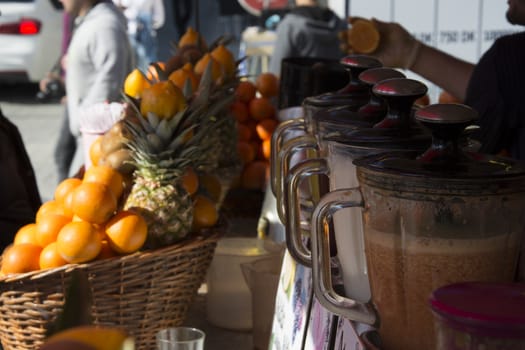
[0,0,63,83]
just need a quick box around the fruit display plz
[231,72,280,191]
[0,26,244,276]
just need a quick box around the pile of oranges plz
[231,72,280,191]
[0,165,148,276]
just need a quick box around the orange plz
[56,221,102,263]
[97,240,118,260]
[39,242,68,270]
[104,210,147,254]
[168,62,199,92]
[123,68,151,99]
[198,174,222,203]
[1,243,42,274]
[194,53,224,83]
[255,72,279,98]
[71,182,117,225]
[249,97,276,121]
[347,19,380,54]
[255,119,278,141]
[62,191,76,218]
[14,223,38,245]
[241,160,269,190]
[237,122,253,142]
[36,200,65,223]
[211,44,236,78]
[235,80,257,103]
[237,141,256,164]
[83,164,124,200]
[140,80,187,119]
[89,135,104,166]
[181,167,199,196]
[230,100,249,123]
[54,178,82,210]
[35,214,71,248]
[192,194,218,231]
[261,139,271,160]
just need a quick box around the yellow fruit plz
[178,26,206,49]
[211,44,236,78]
[140,80,187,119]
[104,210,147,254]
[168,62,199,91]
[123,68,151,99]
[194,53,224,83]
[40,326,132,350]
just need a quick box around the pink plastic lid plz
[429,282,525,338]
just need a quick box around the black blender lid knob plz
[372,78,428,98]
[415,103,478,125]
[340,54,383,69]
[358,67,406,86]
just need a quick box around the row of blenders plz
[272,54,525,349]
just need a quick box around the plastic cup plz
[156,327,205,350]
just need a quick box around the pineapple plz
[122,62,236,247]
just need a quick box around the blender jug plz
[271,54,382,199]
[285,78,429,275]
[273,66,404,227]
[311,103,525,350]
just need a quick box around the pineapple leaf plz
[147,112,160,130]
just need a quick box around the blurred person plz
[0,107,41,249]
[38,12,75,182]
[344,0,525,161]
[114,0,165,71]
[60,0,133,176]
[269,0,347,76]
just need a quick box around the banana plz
[40,326,134,350]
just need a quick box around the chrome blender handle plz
[270,118,306,196]
[311,188,378,326]
[284,158,329,267]
[275,134,318,224]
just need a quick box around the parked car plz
[0,0,63,83]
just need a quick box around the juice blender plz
[310,103,525,349]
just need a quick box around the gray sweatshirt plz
[66,1,133,137]
[269,6,347,76]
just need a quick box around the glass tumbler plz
[156,327,205,350]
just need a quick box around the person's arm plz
[344,17,475,101]
[410,43,474,102]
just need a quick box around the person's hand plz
[340,17,421,69]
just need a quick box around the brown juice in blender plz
[365,228,520,350]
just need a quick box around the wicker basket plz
[0,230,221,350]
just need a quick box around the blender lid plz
[321,78,432,151]
[353,104,525,179]
[429,282,525,337]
